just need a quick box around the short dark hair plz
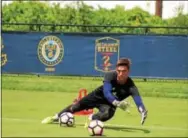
[116,58,131,69]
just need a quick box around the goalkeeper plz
[42,58,148,125]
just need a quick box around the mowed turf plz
[2,90,188,137]
[2,75,188,137]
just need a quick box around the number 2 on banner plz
[103,55,111,71]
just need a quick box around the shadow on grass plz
[105,125,150,133]
[49,122,150,134]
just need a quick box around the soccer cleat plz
[41,116,54,124]
[41,114,59,124]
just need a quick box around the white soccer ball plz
[59,112,75,127]
[88,120,104,136]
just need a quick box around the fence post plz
[38,25,41,31]
[52,25,56,32]
[145,27,149,34]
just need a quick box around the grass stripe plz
[2,117,188,131]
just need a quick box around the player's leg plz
[91,104,116,122]
[57,90,101,116]
[41,102,91,124]
[57,86,105,117]
[57,102,87,117]
[41,92,97,124]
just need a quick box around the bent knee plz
[70,103,81,112]
[100,111,114,122]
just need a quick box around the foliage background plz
[2,1,188,34]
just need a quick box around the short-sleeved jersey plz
[93,71,140,102]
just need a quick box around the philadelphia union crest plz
[95,37,120,72]
[38,36,64,72]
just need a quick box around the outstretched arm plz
[103,72,118,104]
[103,81,117,103]
[103,72,129,110]
[130,86,146,112]
[130,86,148,125]
[103,81,129,110]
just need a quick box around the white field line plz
[2,117,188,131]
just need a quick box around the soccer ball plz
[88,120,104,136]
[59,112,75,127]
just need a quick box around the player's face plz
[116,66,129,83]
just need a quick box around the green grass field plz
[2,74,188,137]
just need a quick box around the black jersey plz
[93,71,140,102]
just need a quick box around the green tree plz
[2,1,188,34]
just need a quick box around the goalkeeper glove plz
[140,110,148,125]
[112,100,130,111]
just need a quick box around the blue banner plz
[1,32,188,78]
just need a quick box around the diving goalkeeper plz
[42,58,148,125]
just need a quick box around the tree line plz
[2,1,188,34]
